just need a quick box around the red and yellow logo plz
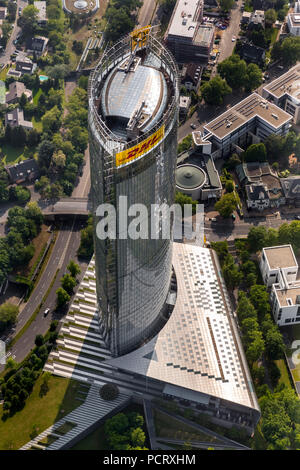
[130,25,151,51]
[116,125,165,168]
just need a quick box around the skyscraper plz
[88,30,179,357]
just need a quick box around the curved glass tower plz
[88,32,179,357]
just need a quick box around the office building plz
[88,31,179,357]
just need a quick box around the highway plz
[0,218,89,368]
[138,0,158,27]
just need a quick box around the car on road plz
[294,216,300,220]
[44,308,50,317]
[232,36,236,42]
[210,217,217,222]
[190,123,197,129]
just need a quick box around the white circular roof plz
[74,0,87,9]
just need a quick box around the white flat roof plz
[263,244,298,270]
[107,243,259,412]
[167,0,202,39]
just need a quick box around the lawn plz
[0,374,84,450]
[275,359,293,389]
[33,87,42,105]
[32,116,43,132]
[153,409,220,444]
[0,144,27,165]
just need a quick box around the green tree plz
[219,0,234,11]
[244,63,263,92]
[215,192,239,217]
[201,75,232,105]
[131,427,146,448]
[67,260,81,278]
[0,302,18,332]
[61,273,76,295]
[56,287,70,307]
[265,9,277,27]
[244,143,266,162]
[218,54,247,89]
[18,5,39,36]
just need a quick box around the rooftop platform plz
[263,245,298,270]
[166,0,203,39]
[107,243,259,413]
[203,93,292,140]
[263,63,300,101]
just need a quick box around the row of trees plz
[0,322,58,419]
[217,55,263,92]
[56,260,81,308]
[0,202,43,284]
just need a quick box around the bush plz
[99,383,119,401]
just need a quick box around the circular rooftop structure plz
[100,57,168,138]
[74,0,88,8]
[176,164,206,190]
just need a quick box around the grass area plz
[33,88,42,105]
[0,374,83,450]
[153,409,220,444]
[292,368,300,381]
[275,359,293,389]
[32,116,43,132]
[0,144,26,165]
[13,224,51,278]
[253,422,267,450]
[0,65,9,81]
[70,422,108,450]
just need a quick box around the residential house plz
[27,36,48,55]
[5,108,33,130]
[179,95,191,116]
[248,10,265,30]
[181,63,202,92]
[0,7,7,20]
[15,53,37,74]
[238,42,265,65]
[5,81,32,105]
[5,158,40,184]
[281,176,300,207]
[34,1,47,27]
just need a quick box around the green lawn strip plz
[32,116,43,132]
[1,144,26,164]
[0,375,83,450]
[275,359,293,389]
[70,421,108,450]
[252,422,267,450]
[292,367,300,382]
[153,409,220,444]
[8,268,59,349]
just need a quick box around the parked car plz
[44,308,50,317]
[190,123,197,129]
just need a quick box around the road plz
[72,146,91,198]
[204,213,296,242]
[138,0,158,27]
[217,0,243,64]
[0,0,27,66]
[0,218,88,367]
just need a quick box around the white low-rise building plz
[260,245,298,287]
[260,245,300,326]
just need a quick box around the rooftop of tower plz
[100,54,168,139]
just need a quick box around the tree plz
[265,327,286,360]
[219,0,234,11]
[237,291,258,322]
[56,287,70,307]
[272,37,300,66]
[42,106,62,134]
[0,302,18,332]
[222,255,243,289]
[244,143,266,162]
[60,274,76,295]
[37,140,55,168]
[34,334,44,347]
[225,179,235,193]
[78,215,94,258]
[215,192,239,218]
[18,5,39,36]
[67,260,81,278]
[100,383,119,401]
[265,9,277,27]
[218,55,247,89]
[201,75,232,105]
[131,427,146,448]
[244,63,263,92]
[247,226,268,252]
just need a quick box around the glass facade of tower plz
[88,33,179,357]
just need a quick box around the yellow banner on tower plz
[116,125,165,168]
[130,25,151,51]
